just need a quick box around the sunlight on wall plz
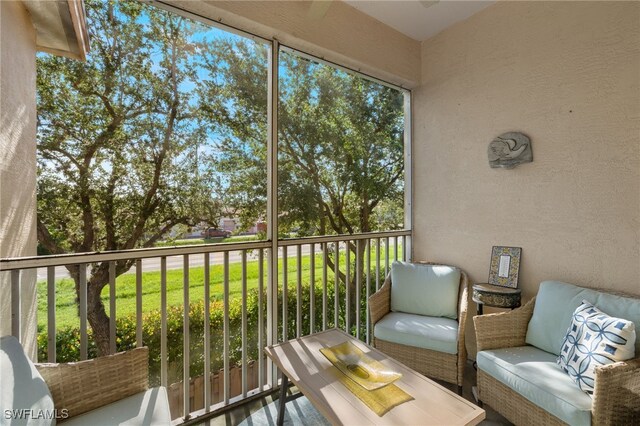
[414,1,640,358]
[0,1,38,359]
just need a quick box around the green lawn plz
[37,245,402,331]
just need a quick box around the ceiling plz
[23,0,90,60]
[342,0,495,41]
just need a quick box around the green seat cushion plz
[526,281,640,355]
[0,336,55,426]
[373,312,458,354]
[390,261,460,319]
[477,346,592,426]
[63,387,171,426]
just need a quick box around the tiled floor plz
[200,361,513,425]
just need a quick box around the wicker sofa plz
[369,261,469,393]
[474,281,640,425]
[0,336,170,425]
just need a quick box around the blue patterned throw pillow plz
[557,300,636,394]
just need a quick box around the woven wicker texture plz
[478,370,565,426]
[473,297,535,352]
[374,339,458,384]
[369,262,469,387]
[475,290,640,426]
[36,347,149,419]
[369,278,391,326]
[592,357,640,425]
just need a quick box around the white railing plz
[0,230,410,423]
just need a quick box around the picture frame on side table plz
[488,246,521,288]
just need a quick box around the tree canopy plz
[36,0,405,354]
[197,45,405,236]
[37,0,222,354]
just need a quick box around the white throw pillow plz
[557,301,636,395]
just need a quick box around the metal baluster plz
[345,241,351,334]
[242,250,248,397]
[322,243,328,331]
[334,242,339,328]
[366,240,371,344]
[258,249,264,391]
[109,262,116,354]
[136,259,143,348]
[376,238,381,291]
[394,236,399,262]
[160,257,168,388]
[79,264,87,360]
[355,240,361,341]
[183,255,190,420]
[403,235,407,261]
[309,243,315,335]
[204,253,211,411]
[282,246,288,341]
[11,270,20,339]
[47,267,56,362]
[385,237,390,276]
[296,245,302,338]
[223,252,230,404]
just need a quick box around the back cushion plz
[36,347,149,419]
[0,336,55,425]
[526,281,640,355]
[390,261,460,319]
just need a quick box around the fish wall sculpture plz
[488,132,532,169]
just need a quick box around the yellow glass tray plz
[320,341,402,390]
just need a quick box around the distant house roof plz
[22,0,90,60]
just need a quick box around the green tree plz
[36,0,221,355]
[37,0,405,355]
[197,45,405,325]
[197,46,404,237]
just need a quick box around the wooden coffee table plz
[264,329,485,425]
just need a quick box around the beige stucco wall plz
[413,1,640,357]
[0,0,38,359]
[170,0,421,88]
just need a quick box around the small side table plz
[472,283,521,315]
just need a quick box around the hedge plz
[38,279,376,386]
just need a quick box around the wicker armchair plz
[474,298,640,426]
[369,262,469,394]
[1,335,170,425]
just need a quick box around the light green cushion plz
[63,387,171,426]
[390,261,460,319]
[0,336,56,426]
[525,281,640,355]
[373,312,458,354]
[477,346,592,426]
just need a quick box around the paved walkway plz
[36,245,313,280]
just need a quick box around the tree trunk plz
[87,264,111,356]
[87,281,111,356]
[69,261,133,357]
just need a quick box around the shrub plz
[38,275,381,386]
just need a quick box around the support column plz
[266,39,280,387]
[0,1,38,359]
